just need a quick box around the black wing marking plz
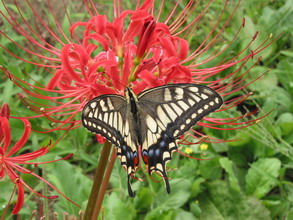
[137,83,223,192]
[81,94,139,196]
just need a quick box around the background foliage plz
[0,0,293,219]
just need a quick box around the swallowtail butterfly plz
[82,83,223,196]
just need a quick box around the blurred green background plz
[0,0,293,219]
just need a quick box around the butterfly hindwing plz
[82,83,223,196]
[81,94,139,196]
[137,84,223,191]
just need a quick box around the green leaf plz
[145,178,191,219]
[155,178,191,210]
[227,131,251,147]
[219,158,241,192]
[175,209,196,220]
[280,50,293,57]
[247,66,278,93]
[135,187,155,209]
[0,178,14,210]
[199,158,222,180]
[263,87,292,110]
[198,181,271,220]
[145,209,174,220]
[245,158,281,198]
[287,210,293,220]
[190,177,205,197]
[104,193,136,220]
[276,60,293,96]
[47,160,91,215]
[275,112,293,136]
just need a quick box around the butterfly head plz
[125,88,139,115]
[125,88,138,101]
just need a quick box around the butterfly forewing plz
[137,84,223,190]
[82,83,223,196]
[82,95,125,146]
[81,94,139,196]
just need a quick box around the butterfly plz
[81,83,223,196]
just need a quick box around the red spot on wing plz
[143,155,149,165]
[133,156,139,167]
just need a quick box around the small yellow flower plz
[200,144,208,150]
[184,147,193,154]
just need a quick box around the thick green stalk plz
[92,149,117,219]
[84,141,112,219]
[43,170,49,220]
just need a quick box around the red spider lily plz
[0,104,77,215]
[0,0,279,139]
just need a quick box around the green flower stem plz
[43,170,49,220]
[1,184,17,220]
[84,140,112,219]
[92,149,117,219]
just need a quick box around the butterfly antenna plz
[94,76,123,95]
[197,135,210,144]
[143,59,163,90]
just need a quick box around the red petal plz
[93,15,108,35]
[137,0,153,11]
[96,134,106,144]
[69,21,88,38]
[84,33,109,50]
[47,69,64,89]
[9,147,48,162]
[123,20,143,43]
[131,10,153,21]
[0,117,11,153]
[0,163,5,179]
[177,38,189,60]
[6,119,31,157]
[0,103,10,118]
[133,70,164,94]
[11,180,24,214]
[136,20,156,58]
[122,44,135,85]
[159,37,177,57]
[61,44,86,82]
